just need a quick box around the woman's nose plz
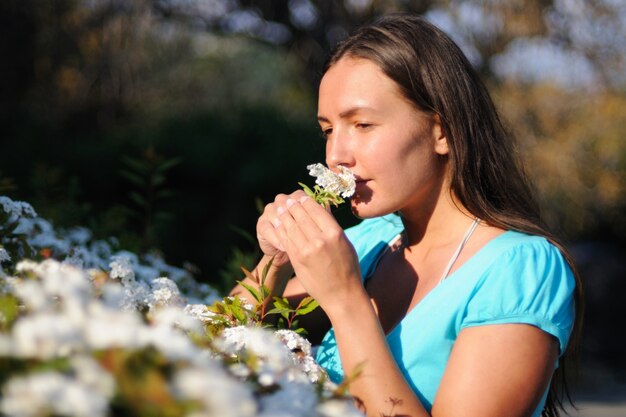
[326,130,355,169]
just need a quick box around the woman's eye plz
[320,128,332,139]
[355,122,373,130]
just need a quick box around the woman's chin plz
[350,199,388,219]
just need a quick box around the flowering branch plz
[300,163,356,208]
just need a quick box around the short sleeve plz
[460,236,576,356]
[344,214,404,280]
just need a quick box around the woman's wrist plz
[324,285,375,327]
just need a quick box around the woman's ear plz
[432,114,449,156]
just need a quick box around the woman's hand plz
[257,193,295,268]
[271,190,363,312]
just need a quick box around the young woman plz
[232,14,582,417]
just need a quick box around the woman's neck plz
[399,189,475,250]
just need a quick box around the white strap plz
[438,217,480,284]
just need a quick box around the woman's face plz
[318,56,449,218]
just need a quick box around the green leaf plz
[129,191,147,207]
[230,305,247,323]
[207,302,227,314]
[272,297,293,320]
[260,256,274,286]
[236,280,262,303]
[157,157,182,173]
[265,307,289,316]
[0,295,19,329]
[120,169,145,187]
[259,284,270,301]
[154,212,173,222]
[272,296,291,310]
[240,266,259,284]
[294,297,319,316]
[122,156,149,174]
[151,173,166,187]
[298,182,315,198]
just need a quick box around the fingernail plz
[299,196,309,204]
[286,198,296,208]
[278,244,285,251]
[272,218,281,227]
[277,206,285,215]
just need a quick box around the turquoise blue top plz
[315,214,576,416]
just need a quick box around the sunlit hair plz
[324,13,583,417]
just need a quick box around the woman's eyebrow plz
[317,106,378,123]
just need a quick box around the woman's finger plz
[284,197,323,237]
[275,204,310,252]
[298,194,343,232]
[259,220,285,252]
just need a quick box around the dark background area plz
[1,0,625,396]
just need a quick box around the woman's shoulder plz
[462,230,577,355]
[488,230,568,266]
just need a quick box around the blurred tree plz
[0,0,625,289]
[495,83,626,241]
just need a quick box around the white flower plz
[149,277,185,308]
[0,247,10,263]
[183,303,217,323]
[275,329,312,355]
[151,306,202,333]
[0,371,109,417]
[18,218,70,254]
[109,255,135,283]
[307,163,356,198]
[258,379,318,417]
[217,326,292,373]
[274,329,327,383]
[70,355,115,399]
[83,304,147,350]
[0,334,13,356]
[11,280,49,312]
[0,196,37,219]
[146,324,200,363]
[15,260,39,274]
[12,313,84,359]
[172,367,257,417]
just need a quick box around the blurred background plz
[0,0,624,412]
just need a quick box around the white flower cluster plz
[214,326,360,417]
[0,196,37,220]
[307,163,356,198]
[0,246,10,263]
[0,195,218,305]
[0,195,365,417]
[1,356,114,417]
[1,258,362,417]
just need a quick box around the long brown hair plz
[325,14,583,417]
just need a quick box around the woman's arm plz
[331,298,558,417]
[433,324,558,417]
[273,192,559,417]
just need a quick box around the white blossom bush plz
[0,196,363,417]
